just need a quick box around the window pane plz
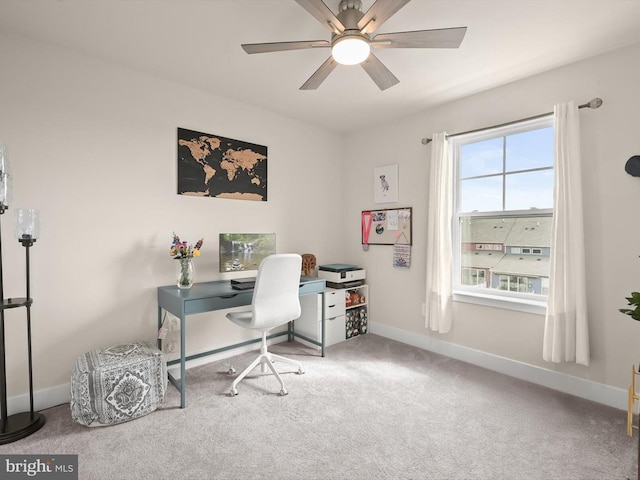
[460,138,503,178]
[460,176,502,213]
[462,268,487,287]
[506,127,553,172]
[505,170,553,210]
[518,277,530,293]
[458,215,551,296]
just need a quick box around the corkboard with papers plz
[361,207,412,246]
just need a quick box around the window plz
[498,275,533,293]
[452,117,554,308]
[462,267,486,287]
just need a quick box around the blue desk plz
[157,276,326,408]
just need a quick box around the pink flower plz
[169,233,204,259]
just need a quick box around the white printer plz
[318,264,365,289]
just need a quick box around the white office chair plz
[226,253,304,396]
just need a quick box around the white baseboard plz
[7,338,280,414]
[370,321,627,411]
[10,328,626,414]
[6,383,71,416]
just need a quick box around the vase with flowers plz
[170,232,203,289]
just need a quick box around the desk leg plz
[180,314,186,409]
[321,293,326,358]
[157,306,163,351]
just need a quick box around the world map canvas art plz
[177,128,268,201]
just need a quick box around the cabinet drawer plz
[325,315,346,346]
[184,291,252,314]
[324,290,345,318]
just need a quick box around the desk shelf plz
[344,285,367,309]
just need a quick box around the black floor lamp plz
[0,144,45,444]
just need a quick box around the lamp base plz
[0,411,45,445]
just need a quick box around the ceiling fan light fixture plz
[331,36,370,65]
[242,0,467,90]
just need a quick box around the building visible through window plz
[460,215,551,295]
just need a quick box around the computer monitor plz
[219,233,276,273]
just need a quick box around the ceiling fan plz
[241,0,467,91]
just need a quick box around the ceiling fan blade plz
[300,56,338,90]
[295,0,345,34]
[242,40,330,54]
[358,0,411,34]
[360,52,399,91]
[372,27,467,49]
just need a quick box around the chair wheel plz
[297,367,305,375]
[228,367,236,375]
[279,388,288,396]
[229,387,238,397]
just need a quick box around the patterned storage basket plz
[70,342,167,427]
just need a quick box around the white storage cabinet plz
[295,284,368,349]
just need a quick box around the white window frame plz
[462,267,486,287]
[451,116,553,315]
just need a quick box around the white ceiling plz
[1,0,639,134]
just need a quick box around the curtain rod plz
[420,98,603,145]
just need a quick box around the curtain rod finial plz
[590,98,603,109]
[421,137,432,145]
[579,98,603,109]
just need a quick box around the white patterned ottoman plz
[70,342,167,427]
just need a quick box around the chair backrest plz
[249,253,302,330]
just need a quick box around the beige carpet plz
[0,334,636,479]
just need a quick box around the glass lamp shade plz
[16,208,40,241]
[0,144,12,209]
[0,143,8,175]
[331,36,370,65]
[0,172,11,209]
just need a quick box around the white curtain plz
[543,102,590,366]
[425,133,453,333]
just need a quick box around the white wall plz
[0,32,346,408]
[3,30,640,412]
[344,42,640,393]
